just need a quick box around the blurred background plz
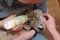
[42,0,60,40]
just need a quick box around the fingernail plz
[44,16,49,20]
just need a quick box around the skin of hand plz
[43,14,56,31]
[0,14,23,31]
[13,30,35,40]
[43,14,60,40]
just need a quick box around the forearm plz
[48,28,60,40]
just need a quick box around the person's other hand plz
[0,15,23,31]
[43,14,56,31]
[13,30,35,40]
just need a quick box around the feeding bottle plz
[4,15,28,29]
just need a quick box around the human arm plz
[49,28,60,40]
[44,14,60,40]
[13,30,35,40]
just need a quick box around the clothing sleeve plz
[34,0,48,13]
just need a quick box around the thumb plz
[3,14,16,21]
[14,30,35,40]
[7,14,16,19]
[24,30,35,40]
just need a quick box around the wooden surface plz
[47,0,60,25]
[42,0,60,40]
[58,0,60,7]
[47,0,60,32]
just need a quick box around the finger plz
[44,14,54,19]
[43,14,49,20]
[11,24,23,31]
[44,14,55,22]
[46,14,53,18]
[3,14,16,21]
[43,18,48,27]
[44,14,51,17]
[7,14,16,18]
[14,30,35,40]
[19,30,35,40]
[16,24,23,31]
[25,30,35,40]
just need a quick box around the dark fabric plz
[0,0,33,18]
[0,0,47,19]
[35,0,48,13]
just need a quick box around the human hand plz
[0,15,23,31]
[43,14,60,40]
[43,14,56,31]
[13,30,35,40]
